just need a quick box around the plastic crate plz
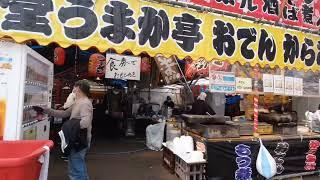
[175,155,206,180]
[0,140,54,180]
[162,145,175,174]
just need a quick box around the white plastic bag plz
[146,122,166,151]
[256,139,277,179]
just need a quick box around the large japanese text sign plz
[105,54,141,81]
[0,0,319,71]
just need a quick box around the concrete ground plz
[48,138,178,180]
[48,137,320,180]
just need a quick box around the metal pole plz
[173,55,192,94]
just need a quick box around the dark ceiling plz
[28,42,101,74]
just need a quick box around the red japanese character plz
[305,154,317,171]
[309,140,320,151]
[305,164,316,171]
[305,154,317,163]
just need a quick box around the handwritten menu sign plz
[236,77,252,93]
[155,55,181,84]
[274,75,285,94]
[105,54,141,81]
[263,74,274,93]
[285,77,294,96]
[294,78,303,96]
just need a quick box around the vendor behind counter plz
[189,92,216,115]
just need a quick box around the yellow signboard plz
[0,0,318,71]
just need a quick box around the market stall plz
[174,60,320,179]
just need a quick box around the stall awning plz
[0,0,319,71]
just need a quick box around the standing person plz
[189,92,216,115]
[163,96,175,109]
[35,80,93,180]
[162,96,175,117]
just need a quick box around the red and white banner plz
[253,96,259,135]
[178,0,320,30]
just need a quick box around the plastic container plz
[175,155,206,180]
[162,145,175,174]
[0,140,54,180]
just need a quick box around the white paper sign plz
[285,77,294,95]
[105,54,141,81]
[263,74,274,93]
[273,75,284,94]
[236,77,252,93]
[294,78,303,96]
[209,71,236,93]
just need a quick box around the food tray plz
[181,114,227,124]
[185,121,240,139]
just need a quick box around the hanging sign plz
[0,0,318,71]
[209,68,236,93]
[155,55,182,84]
[105,54,141,81]
[273,75,285,94]
[182,0,320,30]
[294,77,303,96]
[285,77,294,95]
[236,77,252,93]
[185,58,209,79]
[263,74,274,93]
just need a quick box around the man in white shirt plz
[63,87,76,109]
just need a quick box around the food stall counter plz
[182,128,320,179]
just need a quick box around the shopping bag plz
[146,122,165,151]
[256,139,277,179]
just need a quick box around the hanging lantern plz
[88,53,106,77]
[54,47,65,66]
[140,57,151,73]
